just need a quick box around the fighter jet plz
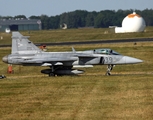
[2,32,143,76]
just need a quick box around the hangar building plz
[0,19,41,32]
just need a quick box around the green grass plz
[0,30,153,119]
[0,75,153,120]
[0,27,153,45]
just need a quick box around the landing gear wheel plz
[105,72,111,76]
[105,65,114,76]
[49,72,55,77]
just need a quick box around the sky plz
[0,0,153,17]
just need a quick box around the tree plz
[60,10,88,28]
[142,9,153,26]
[40,15,50,30]
[14,15,27,19]
[49,15,60,29]
[29,16,41,19]
[85,11,97,27]
[94,12,104,28]
[1,9,153,29]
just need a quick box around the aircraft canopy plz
[94,49,121,55]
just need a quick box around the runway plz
[38,37,153,46]
[0,37,153,47]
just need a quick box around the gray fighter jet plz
[2,32,143,76]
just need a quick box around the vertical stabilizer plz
[11,32,42,54]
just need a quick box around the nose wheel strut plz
[105,65,114,76]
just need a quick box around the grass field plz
[0,29,153,120]
[0,27,153,45]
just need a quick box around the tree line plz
[1,9,153,29]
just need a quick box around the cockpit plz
[93,49,121,55]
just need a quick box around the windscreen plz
[94,49,121,55]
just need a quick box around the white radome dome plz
[122,12,146,32]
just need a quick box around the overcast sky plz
[0,0,152,17]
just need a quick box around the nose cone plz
[2,56,8,63]
[124,56,143,64]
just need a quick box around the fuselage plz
[2,49,143,66]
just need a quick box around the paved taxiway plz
[0,38,153,47]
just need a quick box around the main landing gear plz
[105,65,114,76]
[48,65,60,77]
[49,72,55,77]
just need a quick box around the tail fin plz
[12,32,42,54]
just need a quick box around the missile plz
[41,69,84,75]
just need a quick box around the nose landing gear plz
[105,65,114,76]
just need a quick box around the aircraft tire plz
[49,73,55,77]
